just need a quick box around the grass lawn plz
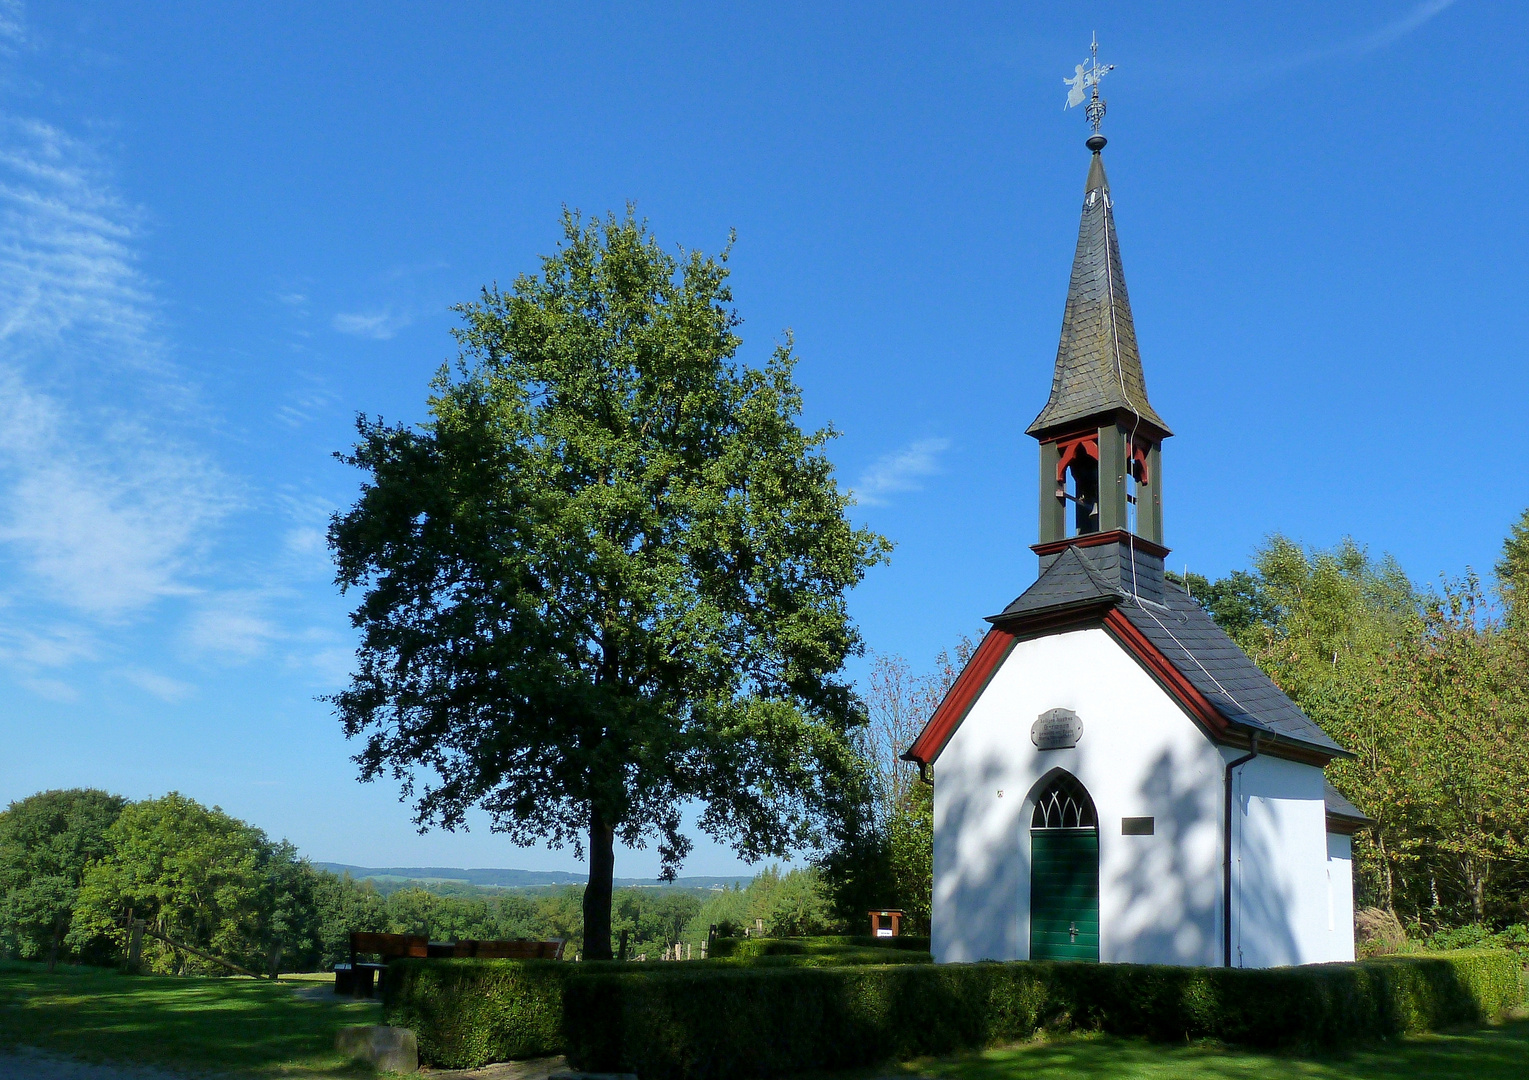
[889,1020,1529,1080]
[0,960,385,1077]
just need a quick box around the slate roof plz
[1324,781,1371,824]
[1027,149,1171,438]
[993,545,1117,619]
[1118,585,1344,755]
[991,546,1346,757]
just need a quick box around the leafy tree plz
[885,781,932,932]
[72,793,270,974]
[819,637,974,933]
[1497,508,1529,629]
[328,210,888,959]
[1182,528,1529,931]
[612,888,702,958]
[0,789,126,966]
[311,871,388,969]
[684,865,836,943]
[1167,569,1274,647]
[1407,573,1529,923]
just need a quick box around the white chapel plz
[903,113,1368,970]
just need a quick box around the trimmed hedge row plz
[381,950,927,1068]
[383,958,570,1068]
[708,934,931,958]
[564,952,1526,1080]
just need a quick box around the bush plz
[383,958,570,1068]
[382,951,927,1068]
[1427,923,1529,954]
[707,935,930,959]
[564,951,1526,1080]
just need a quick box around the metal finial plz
[1064,32,1114,147]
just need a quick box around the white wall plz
[932,628,1225,966]
[932,625,1342,969]
[1230,752,1330,967]
[1326,833,1356,962]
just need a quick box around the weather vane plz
[1063,32,1113,135]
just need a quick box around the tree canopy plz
[0,788,126,965]
[1177,520,1529,931]
[73,793,279,974]
[328,210,890,958]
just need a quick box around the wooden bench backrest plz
[350,932,428,959]
[471,939,565,960]
[349,932,564,961]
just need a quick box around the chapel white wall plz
[932,627,1225,966]
[932,625,1344,969]
[1326,832,1356,962]
[1231,753,1330,967]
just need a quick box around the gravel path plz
[0,1047,572,1080]
[0,1048,192,1080]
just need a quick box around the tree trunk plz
[1468,858,1489,924]
[46,922,62,973]
[582,806,616,961]
[1376,831,1396,915]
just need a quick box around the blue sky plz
[1,1,1523,877]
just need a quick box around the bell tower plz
[1029,54,1171,599]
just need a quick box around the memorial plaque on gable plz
[1031,708,1082,750]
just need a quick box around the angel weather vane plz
[1064,33,1113,133]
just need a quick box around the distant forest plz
[0,787,839,972]
[314,863,751,892]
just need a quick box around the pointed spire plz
[1027,140,1170,438]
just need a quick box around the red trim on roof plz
[1101,608,1228,738]
[902,627,1017,766]
[1030,529,1170,559]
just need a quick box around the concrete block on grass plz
[336,1025,419,1073]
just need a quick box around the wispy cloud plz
[276,372,338,428]
[332,308,412,340]
[1261,0,1459,78]
[0,1,24,55]
[0,114,236,666]
[183,591,283,661]
[852,437,952,508]
[1357,0,1459,53]
[119,666,194,702]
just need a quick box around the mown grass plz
[0,960,384,1076]
[886,1019,1529,1080]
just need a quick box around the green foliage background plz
[0,785,858,971]
[1173,509,1529,933]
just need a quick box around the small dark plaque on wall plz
[1031,708,1082,750]
[1121,817,1155,835]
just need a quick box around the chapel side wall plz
[1327,832,1356,962]
[1232,753,1329,967]
[933,627,1224,966]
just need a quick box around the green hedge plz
[382,958,571,1069]
[708,935,930,958]
[564,952,1526,1080]
[382,951,925,1068]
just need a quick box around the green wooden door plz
[1030,828,1100,961]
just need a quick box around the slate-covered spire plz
[1027,138,1170,438]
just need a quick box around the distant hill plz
[316,863,753,890]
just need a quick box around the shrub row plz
[383,958,570,1068]
[381,949,928,1069]
[564,951,1526,1080]
[707,934,930,959]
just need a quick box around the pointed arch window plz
[1031,773,1098,830]
[1053,433,1100,535]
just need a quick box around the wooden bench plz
[336,932,566,996]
